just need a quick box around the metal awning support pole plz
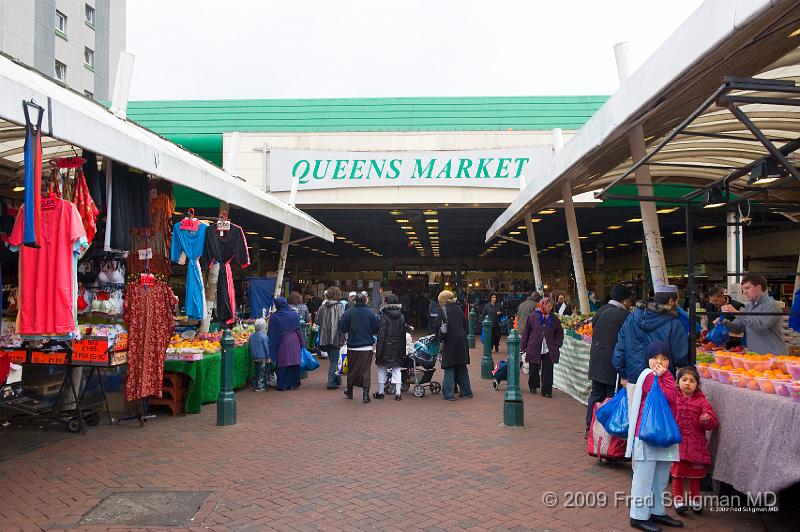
[726,210,744,294]
[274,173,300,300]
[518,169,543,292]
[553,128,590,315]
[615,42,668,288]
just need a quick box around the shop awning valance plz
[0,53,333,242]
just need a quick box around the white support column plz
[726,210,744,293]
[553,128,590,315]
[519,170,543,293]
[273,173,300,300]
[615,42,668,287]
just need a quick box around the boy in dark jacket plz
[374,295,412,401]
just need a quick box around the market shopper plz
[434,290,473,401]
[556,293,573,317]
[267,297,303,391]
[317,286,347,390]
[671,366,719,515]
[521,297,564,397]
[626,341,683,531]
[585,284,632,434]
[340,291,380,403]
[613,284,689,386]
[516,291,541,341]
[722,274,788,355]
[481,293,503,353]
[287,291,311,324]
[248,318,271,392]
[374,294,411,401]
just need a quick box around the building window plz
[84,90,94,99]
[85,4,95,27]
[55,10,67,33]
[84,47,95,68]
[54,60,66,82]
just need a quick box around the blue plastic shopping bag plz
[706,317,730,346]
[638,374,682,447]
[299,346,320,372]
[595,388,629,437]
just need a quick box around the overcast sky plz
[126,0,704,101]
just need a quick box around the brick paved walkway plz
[0,345,795,531]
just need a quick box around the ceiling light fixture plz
[703,185,726,209]
[509,231,521,235]
[672,231,686,235]
[699,225,716,230]
[396,219,410,223]
[607,225,622,230]
[423,210,437,215]
[749,158,784,186]
[12,186,25,192]
[538,209,556,215]
[263,236,275,240]
[590,231,603,235]
[246,231,258,235]
[425,219,438,223]
[657,207,678,214]
[401,226,413,230]
[627,218,642,223]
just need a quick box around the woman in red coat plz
[671,366,719,514]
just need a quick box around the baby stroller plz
[386,334,441,398]
[491,360,507,390]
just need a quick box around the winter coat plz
[248,330,270,361]
[340,302,379,349]
[588,303,630,385]
[726,292,788,355]
[434,302,470,368]
[634,370,678,436]
[317,299,346,348]
[276,329,303,368]
[612,301,689,382]
[375,304,409,367]
[516,297,537,340]
[521,310,564,364]
[290,303,311,324]
[674,389,719,465]
[482,302,502,327]
[556,301,573,317]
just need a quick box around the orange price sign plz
[72,337,110,365]
[114,334,128,352]
[30,351,68,365]
[1,349,26,364]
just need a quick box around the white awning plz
[487,0,800,242]
[0,53,333,242]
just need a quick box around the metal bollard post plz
[467,307,476,349]
[481,315,494,379]
[216,329,236,426]
[503,329,524,427]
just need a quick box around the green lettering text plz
[476,158,493,178]
[350,159,366,179]
[435,160,453,178]
[332,159,348,179]
[412,159,436,178]
[513,157,530,178]
[386,159,402,179]
[495,157,511,178]
[367,159,386,179]
[292,160,311,185]
[456,158,473,178]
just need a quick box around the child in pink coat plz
[671,366,719,514]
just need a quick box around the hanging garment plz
[203,223,250,324]
[81,150,105,212]
[105,163,151,251]
[128,229,171,276]
[22,103,44,248]
[171,222,208,320]
[149,184,175,242]
[73,169,100,244]
[8,198,87,335]
[124,280,177,401]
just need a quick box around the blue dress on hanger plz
[171,222,208,320]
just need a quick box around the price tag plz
[72,338,110,365]
[40,197,58,210]
[111,350,128,366]
[217,220,230,236]
[138,248,153,260]
[30,351,68,365]
[150,188,158,199]
[1,349,27,364]
[114,333,128,352]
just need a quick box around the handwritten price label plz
[1,349,27,364]
[30,351,67,365]
[72,338,110,365]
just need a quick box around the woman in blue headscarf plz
[268,297,303,391]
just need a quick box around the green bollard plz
[217,329,236,426]
[503,329,524,427]
[481,315,494,379]
[467,307,476,349]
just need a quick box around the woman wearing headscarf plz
[434,290,473,401]
[248,318,271,391]
[317,286,346,390]
[521,296,564,398]
[267,297,303,391]
[340,291,379,403]
[374,294,411,401]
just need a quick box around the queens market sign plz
[269,148,549,191]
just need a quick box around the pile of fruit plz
[169,333,220,354]
[696,350,800,401]
[575,322,593,340]
[231,324,255,346]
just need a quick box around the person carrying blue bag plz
[595,387,628,437]
[625,341,683,532]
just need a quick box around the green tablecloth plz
[164,345,251,414]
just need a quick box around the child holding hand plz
[626,341,683,532]
[671,366,719,514]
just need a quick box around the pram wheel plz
[385,383,395,395]
[492,380,500,390]
[401,383,410,392]
[66,417,83,433]
[430,382,441,394]
[413,385,425,398]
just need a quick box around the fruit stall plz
[163,323,256,414]
[698,349,800,495]
[552,315,594,405]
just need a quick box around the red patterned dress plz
[124,280,177,401]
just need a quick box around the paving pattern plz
[0,345,795,531]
